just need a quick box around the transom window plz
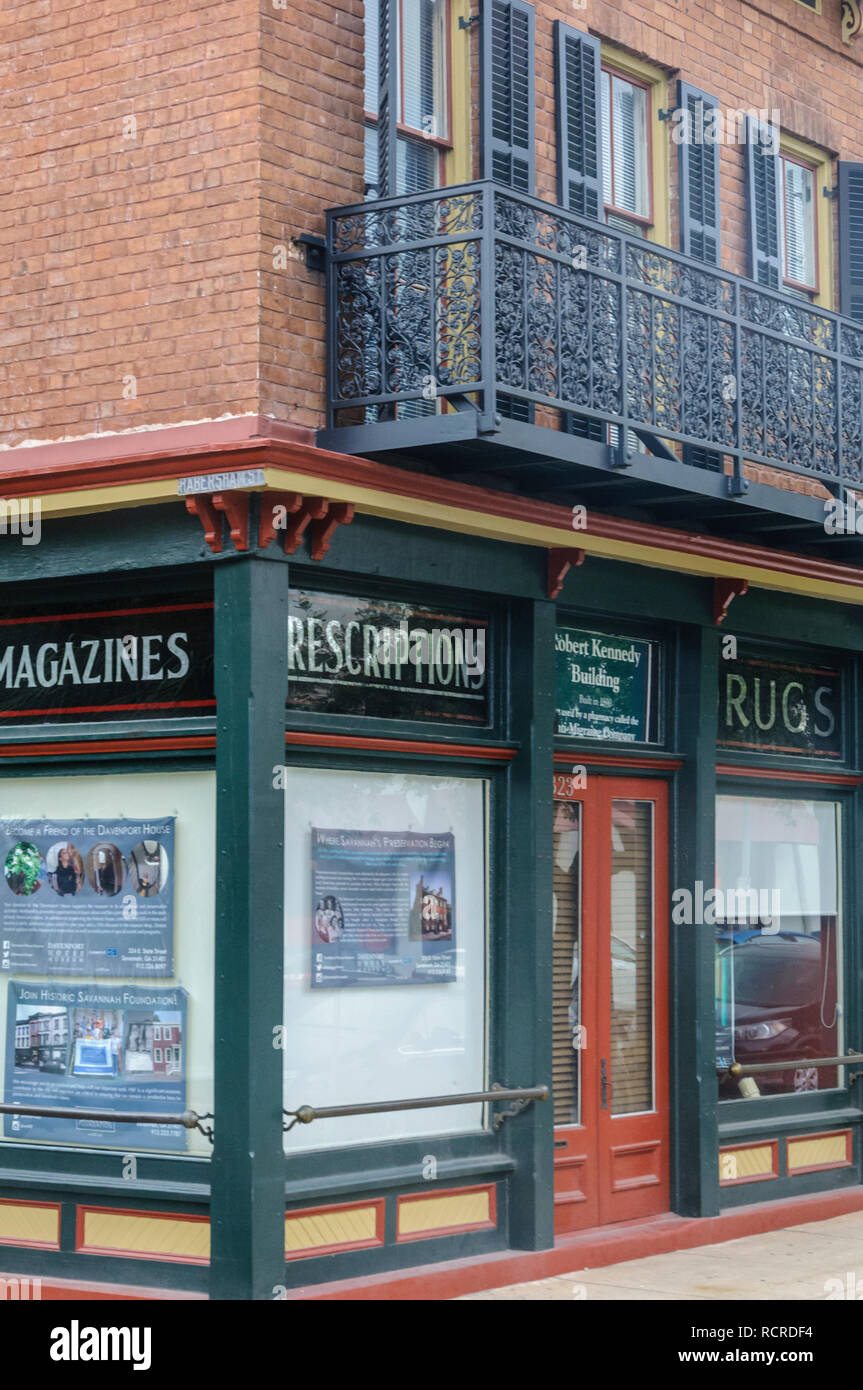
[601,66,651,233]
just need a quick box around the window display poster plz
[4,981,187,1150]
[0,817,174,978]
[311,828,456,988]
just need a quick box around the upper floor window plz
[780,153,818,295]
[601,66,651,234]
[364,0,450,199]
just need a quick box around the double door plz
[552,775,669,1232]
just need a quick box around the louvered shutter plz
[554,24,602,219]
[677,81,721,265]
[745,115,781,287]
[376,0,398,199]
[839,162,863,323]
[481,0,535,192]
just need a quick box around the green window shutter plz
[839,162,863,323]
[376,0,398,199]
[745,115,781,287]
[481,0,535,192]
[677,82,721,265]
[554,24,603,219]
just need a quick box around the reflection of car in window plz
[716,930,839,1096]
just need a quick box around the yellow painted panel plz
[284,1205,379,1254]
[0,1203,59,1248]
[81,1210,210,1262]
[398,1190,491,1237]
[719,1145,775,1182]
[788,1134,848,1171]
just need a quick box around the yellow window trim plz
[600,43,671,249]
[446,0,472,186]
[778,130,834,310]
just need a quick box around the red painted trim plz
[0,1197,61,1251]
[0,1269,206,1300]
[716,764,863,786]
[0,736,215,758]
[285,732,517,760]
[719,1139,780,1186]
[0,699,215,720]
[284,1185,863,1300]
[75,1205,209,1266]
[786,1129,854,1176]
[284,1198,386,1262]
[396,1185,497,1243]
[0,424,862,596]
[0,601,213,628]
[553,751,683,771]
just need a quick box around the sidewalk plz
[458,1210,863,1299]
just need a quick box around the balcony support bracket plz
[714,577,749,625]
[548,548,585,600]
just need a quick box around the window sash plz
[601,68,650,224]
[781,155,818,292]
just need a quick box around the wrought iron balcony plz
[320,180,863,545]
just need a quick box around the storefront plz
[1,446,863,1300]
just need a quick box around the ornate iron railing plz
[326,180,863,491]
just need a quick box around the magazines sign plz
[311,828,456,988]
[0,598,214,725]
[555,627,659,743]
[287,590,489,725]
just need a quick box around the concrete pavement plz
[458,1209,863,1299]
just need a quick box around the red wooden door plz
[552,775,669,1233]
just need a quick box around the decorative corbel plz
[714,577,748,625]
[842,0,862,44]
[281,496,329,555]
[548,548,586,600]
[310,502,355,560]
[211,491,251,552]
[185,494,223,554]
[258,492,303,549]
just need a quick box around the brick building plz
[2,0,863,1301]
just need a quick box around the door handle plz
[601,1058,609,1109]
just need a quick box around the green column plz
[500,596,556,1250]
[210,556,288,1299]
[670,621,720,1217]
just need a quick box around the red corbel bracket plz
[548,548,586,600]
[185,494,223,554]
[310,502,355,560]
[282,496,329,555]
[714,577,749,625]
[212,491,251,552]
[259,492,303,549]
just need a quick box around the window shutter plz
[677,82,721,265]
[839,162,863,323]
[376,0,398,199]
[481,0,535,192]
[554,24,602,219]
[745,115,781,287]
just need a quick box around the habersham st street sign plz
[0,599,215,724]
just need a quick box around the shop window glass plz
[0,771,215,1155]
[552,801,581,1125]
[611,800,654,1114]
[282,767,487,1151]
[715,796,841,1100]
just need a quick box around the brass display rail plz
[284,1084,549,1133]
[0,1101,214,1140]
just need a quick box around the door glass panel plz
[552,801,581,1125]
[611,800,654,1114]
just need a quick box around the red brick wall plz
[5,0,863,470]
